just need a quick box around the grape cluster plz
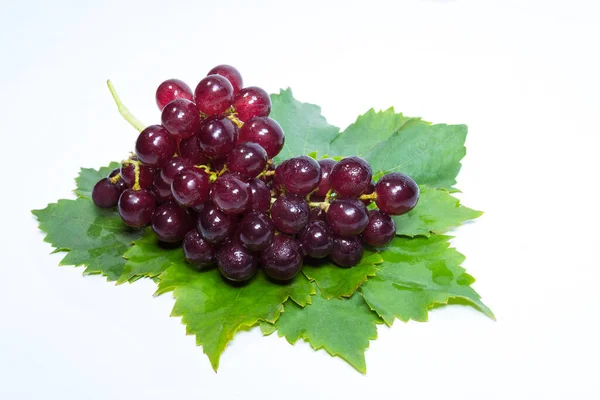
[92,65,419,284]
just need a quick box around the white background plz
[1,0,599,398]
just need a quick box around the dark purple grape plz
[156,79,193,111]
[152,203,196,242]
[375,172,419,215]
[118,189,156,228]
[361,181,375,206]
[326,198,369,237]
[270,194,310,234]
[238,117,284,159]
[298,220,333,258]
[331,236,364,268]
[217,239,258,282]
[261,235,303,281]
[135,125,177,167]
[309,206,327,222]
[150,174,174,204]
[179,133,210,165]
[160,157,193,185]
[232,87,271,122]
[183,230,216,270]
[108,168,127,192]
[197,203,238,244]
[161,99,202,140]
[194,75,234,116]
[248,178,271,213]
[329,156,373,197]
[171,169,211,207]
[120,161,154,189]
[237,212,275,251]
[197,116,238,159]
[210,172,251,215]
[314,159,337,197]
[208,65,243,95]
[275,156,321,196]
[92,178,121,208]
[226,142,268,177]
[362,210,396,247]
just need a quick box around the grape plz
[152,203,196,243]
[275,156,321,196]
[120,161,154,189]
[160,157,193,185]
[183,230,216,270]
[118,189,155,227]
[232,87,271,122]
[208,65,243,95]
[226,142,268,178]
[270,194,310,234]
[238,212,275,251]
[260,235,303,281]
[314,158,337,197]
[217,239,258,282]
[326,198,369,237]
[161,99,202,139]
[197,203,238,244]
[238,116,284,159]
[309,206,327,222]
[155,79,193,111]
[150,173,174,204]
[92,178,121,208]
[248,178,271,212]
[210,172,251,215]
[171,169,211,207]
[362,210,396,247]
[298,220,333,258]
[194,75,234,116]
[135,125,177,167]
[374,172,419,215]
[330,236,364,268]
[329,156,372,197]
[179,133,210,165]
[108,168,126,192]
[197,116,238,159]
[361,180,375,206]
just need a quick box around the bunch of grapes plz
[92,65,419,284]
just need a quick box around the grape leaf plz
[261,285,381,374]
[74,162,121,199]
[117,231,185,284]
[394,185,483,237]
[302,250,383,299]
[361,235,494,325]
[32,198,142,281]
[156,263,315,371]
[270,88,339,163]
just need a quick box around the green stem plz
[107,80,146,132]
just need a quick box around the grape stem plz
[309,201,330,211]
[107,80,146,132]
[109,173,121,184]
[359,193,378,200]
[226,113,244,129]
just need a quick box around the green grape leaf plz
[117,231,185,284]
[262,285,381,374]
[74,162,121,199]
[361,235,494,325]
[156,263,315,371]
[32,198,142,281]
[394,185,483,237]
[270,88,339,163]
[302,250,383,299]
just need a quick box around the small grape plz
[260,235,303,282]
[161,99,202,139]
[326,198,369,237]
[210,172,251,215]
[171,169,211,207]
[275,156,321,196]
[197,203,238,244]
[118,189,155,228]
[197,116,238,159]
[179,133,210,165]
[362,210,396,247]
[238,212,275,251]
[238,117,284,159]
[108,168,126,192]
[194,75,234,116]
[270,194,310,234]
[160,157,193,185]
[248,178,271,213]
[330,236,364,268]
[314,158,337,197]
[135,125,177,167]
[329,156,372,197]
[120,161,154,189]
[152,203,196,243]
[309,206,327,222]
[226,142,268,178]
[183,230,216,270]
[208,65,243,95]
[156,79,193,111]
[375,172,419,215]
[298,220,333,258]
[232,87,271,122]
[217,239,258,282]
[92,178,121,208]
[150,174,174,204]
